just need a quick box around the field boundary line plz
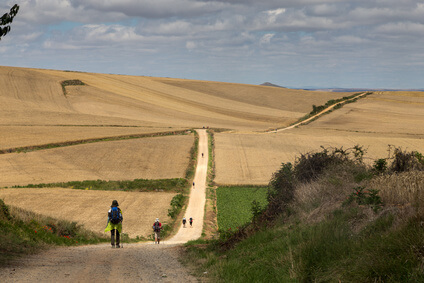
[269,92,372,133]
[0,129,190,155]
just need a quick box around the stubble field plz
[0,135,193,187]
[0,188,176,238]
[214,92,424,185]
[2,65,423,237]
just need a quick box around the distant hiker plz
[105,200,123,248]
[193,181,195,189]
[182,217,187,228]
[153,218,162,244]
[202,153,204,158]
[189,217,193,227]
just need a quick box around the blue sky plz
[1,0,423,89]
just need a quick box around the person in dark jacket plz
[105,200,123,248]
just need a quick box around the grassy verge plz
[291,92,373,127]
[185,129,199,180]
[216,186,268,232]
[0,199,108,265]
[181,146,424,282]
[11,178,189,193]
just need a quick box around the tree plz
[0,4,19,40]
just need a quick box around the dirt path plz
[272,92,368,133]
[0,129,209,282]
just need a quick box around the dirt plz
[0,244,197,282]
[0,129,209,282]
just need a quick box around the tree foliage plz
[0,4,19,40]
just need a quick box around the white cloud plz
[260,33,274,44]
[2,0,424,88]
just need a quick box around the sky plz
[1,0,423,89]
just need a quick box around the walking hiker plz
[153,218,162,244]
[193,181,195,189]
[202,153,204,158]
[182,217,186,228]
[104,200,123,248]
[189,217,193,227]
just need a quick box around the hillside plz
[0,66,347,136]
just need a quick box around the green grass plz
[216,186,268,231]
[12,178,189,193]
[183,209,424,282]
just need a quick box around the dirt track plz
[0,129,208,282]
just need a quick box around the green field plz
[216,186,268,231]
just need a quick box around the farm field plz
[214,92,424,185]
[303,92,424,135]
[1,66,349,132]
[2,65,424,241]
[0,135,193,187]
[216,186,268,231]
[0,187,176,238]
[0,125,185,150]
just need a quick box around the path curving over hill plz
[0,129,209,282]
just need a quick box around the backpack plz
[110,206,122,224]
[153,222,160,232]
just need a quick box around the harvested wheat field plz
[214,131,424,185]
[0,135,193,187]
[214,91,424,185]
[0,125,186,150]
[1,66,348,132]
[303,92,424,135]
[0,188,176,238]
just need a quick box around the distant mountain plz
[260,82,286,88]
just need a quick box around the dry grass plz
[0,188,176,238]
[0,135,193,187]
[368,171,424,208]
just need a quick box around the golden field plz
[0,135,193,187]
[0,188,176,238]
[1,65,423,236]
[214,92,424,185]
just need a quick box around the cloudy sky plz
[1,0,423,89]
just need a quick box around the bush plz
[168,194,186,219]
[389,147,424,173]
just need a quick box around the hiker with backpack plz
[153,218,162,244]
[189,217,193,227]
[182,217,186,228]
[104,200,123,248]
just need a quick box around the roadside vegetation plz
[182,145,424,282]
[0,200,108,265]
[293,92,373,127]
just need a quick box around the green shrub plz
[168,193,186,219]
